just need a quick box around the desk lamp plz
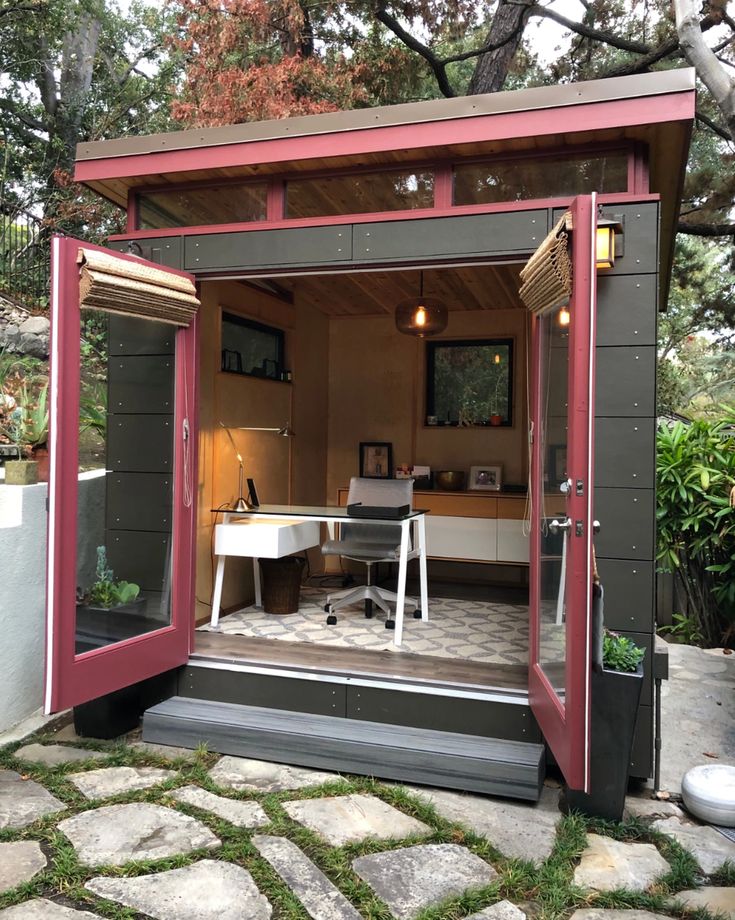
[219,421,295,512]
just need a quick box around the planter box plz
[564,663,644,821]
[77,597,147,617]
[5,460,38,485]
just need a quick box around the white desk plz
[209,504,429,646]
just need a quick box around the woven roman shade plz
[518,212,572,315]
[77,248,199,326]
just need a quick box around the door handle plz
[549,518,572,534]
[593,520,601,534]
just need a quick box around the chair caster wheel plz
[326,615,337,626]
[324,603,331,613]
[385,619,395,630]
[413,609,422,619]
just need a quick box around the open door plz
[45,236,198,713]
[529,194,597,792]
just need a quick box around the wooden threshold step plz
[143,696,545,801]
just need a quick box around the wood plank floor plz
[192,632,528,693]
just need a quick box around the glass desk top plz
[211,504,427,521]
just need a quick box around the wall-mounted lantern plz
[596,212,624,270]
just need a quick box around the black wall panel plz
[107,473,172,532]
[108,356,174,414]
[594,487,655,561]
[107,237,183,269]
[107,415,173,473]
[594,418,655,489]
[630,704,653,779]
[595,346,656,417]
[595,558,654,633]
[184,226,352,270]
[107,531,171,592]
[596,274,657,347]
[108,315,175,356]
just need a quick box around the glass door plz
[529,195,597,792]
[45,236,197,713]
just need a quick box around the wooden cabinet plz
[336,488,529,564]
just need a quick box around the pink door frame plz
[45,235,198,714]
[528,194,598,792]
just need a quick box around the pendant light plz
[395,271,448,337]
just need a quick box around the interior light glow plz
[415,306,427,326]
[559,307,571,326]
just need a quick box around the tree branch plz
[374,3,456,97]
[0,2,43,18]
[0,97,47,133]
[678,220,735,236]
[527,4,649,55]
[696,108,732,142]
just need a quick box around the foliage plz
[602,630,645,672]
[0,380,48,453]
[84,545,140,609]
[658,611,705,645]
[656,414,735,646]
[79,381,107,439]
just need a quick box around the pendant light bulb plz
[558,307,571,327]
[415,306,427,327]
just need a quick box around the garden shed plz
[44,68,694,804]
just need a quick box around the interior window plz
[286,169,435,218]
[221,312,285,381]
[426,338,514,426]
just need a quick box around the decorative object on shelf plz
[434,470,465,491]
[359,442,393,479]
[426,338,513,427]
[395,271,448,337]
[469,465,502,491]
[220,421,294,511]
[564,628,645,821]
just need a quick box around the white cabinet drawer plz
[425,515,497,561]
[497,518,529,563]
[215,519,320,558]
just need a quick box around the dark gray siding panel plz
[179,666,346,717]
[596,274,657,347]
[107,473,173,532]
[108,315,175,356]
[354,211,547,263]
[107,531,170,592]
[595,346,656,417]
[595,487,655,560]
[107,415,173,473]
[345,686,541,743]
[614,629,654,704]
[107,237,183,269]
[184,226,352,271]
[630,704,653,779]
[108,356,174,414]
[594,418,655,489]
[595,558,654,633]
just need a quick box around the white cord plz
[182,344,193,509]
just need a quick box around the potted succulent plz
[78,546,145,616]
[563,629,645,821]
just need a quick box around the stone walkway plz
[0,724,734,920]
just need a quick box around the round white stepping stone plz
[0,770,66,830]
[401,784,560,866]
[352,843,498,920]
[209,756,337,792]
[283,794,430,846]
[0,842,47,894]
[169,785,269,827]
[0,901,103,919]
[58,802,219,867]
[86,860,271,920]
[14,744,108,767]
[467,901,527,920]
[674,887,735,919]
[573,835,670,892]
[67,766,175,800]
[682,764,735,826]
[653,816,735,874]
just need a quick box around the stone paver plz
[67,765,175,799]
[283,793,430,845]
[673,887,735,919]
[569,911,672,920]
[253,834,361,920]
[624,796,685,821]
[466,899,527,920]
[573,835,670,892]
[652,816,735,874]
[86,859,271,920]
[130,740,196,759]
[0,900,103,919]
[352,843,498,920]
[58,802,219,867]
[209,755,338,792]
[0,841,47,894]
[0,770,66,830]
[403,783,560,865]
[14,744,108,766]
[170,784,269,827]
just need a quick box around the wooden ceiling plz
[267,264,524,316]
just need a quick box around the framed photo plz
[359,442,393,479]
[469,464,502,491]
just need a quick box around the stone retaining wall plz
[0,298,50,359]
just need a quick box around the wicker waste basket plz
[258,556,306,614]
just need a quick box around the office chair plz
[322,477,421,630]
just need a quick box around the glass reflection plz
[537,306,569,697]
[75,313,175,655]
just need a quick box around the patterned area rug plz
[201,587,529,665]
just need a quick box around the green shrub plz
[603,630,645,672]
[657,414,735,646]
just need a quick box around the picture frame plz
[359,442,393,479]
[469,464,502,491]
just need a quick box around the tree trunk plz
[468,0,530,95]
[673,0,735,142]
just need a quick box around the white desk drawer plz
[425,515,497,561]
[215,519,320,558]
[497,518,529,563]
